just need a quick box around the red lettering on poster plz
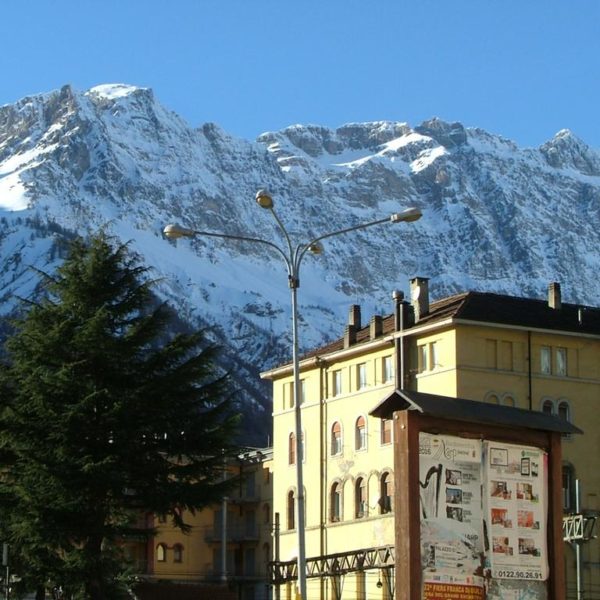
[423,581,484,600]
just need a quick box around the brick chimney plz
[344,304,361,348]
[348,304,361,329]
[410,277,430,323]
[344,325,356,348]
[369,315,383,340]
[548,282,562,310]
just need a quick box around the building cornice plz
[260,314,600,380]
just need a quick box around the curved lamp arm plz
[163,223,291,272]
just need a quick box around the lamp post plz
[164,191,422,600]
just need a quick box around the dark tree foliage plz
[0,233,239,599]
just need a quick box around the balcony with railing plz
[203,523,268,543]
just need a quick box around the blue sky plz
[2,1,599,148]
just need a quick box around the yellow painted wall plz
[270,315,600,597]
[150,455,273,588]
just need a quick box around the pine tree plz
[0,233,239,599]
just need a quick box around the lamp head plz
[308,241,324,255]
[255,189,274,209]
[391,207,422,223]
[163,223,195,240]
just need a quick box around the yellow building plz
[140,448,273,600]
[262,279,600,599]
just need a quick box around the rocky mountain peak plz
[539,129,600,176]
[2,83,600,442]
[414,118,467,148]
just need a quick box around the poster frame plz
[393,410,565,600]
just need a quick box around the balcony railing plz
[203,524,267,542]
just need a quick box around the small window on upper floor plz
[418,344,428,373]
[382,356,394,384]
[357,363,367,390]
[555,348,567,377]
[287,380,306,408]
[333,369,343,396]
[286,382,295,408]
[355,416,366,451]
[540,346,552,375]
[331,422,342,455]
[485,339,498,369]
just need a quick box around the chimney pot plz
[344,325,357,348]
[410,277,430,323]
[348,304,361,329]
[370,315,383,340]
[548,282,562,310]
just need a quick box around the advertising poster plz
[419,433,485,599]
[484,441,548,582]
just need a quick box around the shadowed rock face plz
[1,84,600,441]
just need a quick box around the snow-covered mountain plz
[1,83,599,442]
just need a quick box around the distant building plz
[136,448,273,600]
[262,280,599,599]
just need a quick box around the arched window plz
[542,399,554,414]
[331,422,342,455]
[503,395,515,407]
[355,477,367,518]
[330,482,342,522]
[355,416,366,451]
[380,472,393,514]
[173,544,183,563]
[381,419,392,445]
[487,394,500,404]
[156,543,167,562]
[288,433,296,465]
[287,491,295,530]
[558,400,570,421]
[263,503,271,525]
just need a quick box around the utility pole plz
[2,543,9,600]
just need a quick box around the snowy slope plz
[1,84,600,441]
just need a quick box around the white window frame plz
[555,347,567,376]
[540,346,551,375]
[418,344,428,373]
[333,369,343,396]
[382,356,393,383]
[355,415,367,451]
[357,363,367,390]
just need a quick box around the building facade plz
[141,448,273,600]
[263,280,600,599]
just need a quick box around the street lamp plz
[164,192,422,600]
